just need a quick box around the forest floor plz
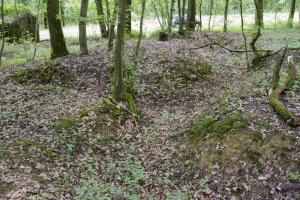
[0,31,300,199]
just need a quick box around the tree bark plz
[287,0,296,28]
[254,0,264,28]
[47,0,68,59]
[79,0,89,55]
[187,0,196,31]
[269,49,299,127]
[168,0,175,35]
[108,0,117,51]
[125,0,131,34]
[94,0,108,38]
[198,0,202,31]
[0,0,5,66]
[112,0,126,101]
[134,0,146,66]
[59,0,65,26]
[208,0,213,31]
[178,0,186,35]
[239,0,250,69]
[223,0,229,32]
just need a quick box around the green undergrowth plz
[10,62,72,85]
[51,98,135,157]
[184,112,296,170]
[174,54,212,83]
[188,113,248,140]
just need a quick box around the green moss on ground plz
[188,113,248,139]
[10,62,72,85]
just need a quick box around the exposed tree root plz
[269,47,299,127]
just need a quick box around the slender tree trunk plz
[168,0,175,35]
[108,0,117,51]
[178,0,186,35]
[33,0,41,61]
[197,0,202,31]
[95,0,108,37]
[125,0,131,34]
[208,0,213,31]
[287,0,296,28]
[79,0,89,55]
[112,0,126,101]
[134,0,146,66]
[223,0,229,32]
[47,0,68,59]
[254,0,264,28]
[0,0,5,66]
[187,0,196,30]
[60,0,65,26]
[239,0,250,69]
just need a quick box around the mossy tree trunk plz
[112,0,126,101]
[47,0,68,59]
[59,0,66,26]
[178,0,186,35]
[269,48,299,127]
[134,0,146,66]
[79,0,89,55]
[198,0,202,31]
[208,0,213,31]
[0,0,5,66]
[287,0,296,28]
[125,0,131,34]
[223,0,229,32]
[168,0,175,35]
[108,0,117,51]
[94,0,108,38]
[239,0,250,69]
[254,0,264,28]
[187,0,196,31]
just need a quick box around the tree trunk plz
[178,0,186,35]
[125,0,131,34]
[168,0,175,35]
[269,49,299,127]
[79,0,89,55]
[47,0,68,59]
[198,0,202,31]
[112,0,126,101]
[134,0,146,66]
[239,0,250,69]
[0,0,5,66]
[94,0,108,38]
[254,0,264,28]
[287,0,296,28]
[60,0,65,26]
[108,0,117,51]
[187,0,196,31]
[208,0,213,31]
[223,0,229,32]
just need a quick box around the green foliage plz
[288,172,300,182]
[75,159,149,200]
[3,4,31,17]
[250,131,264,143]
[189,113,248,139]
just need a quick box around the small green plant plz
[288,172,300,182]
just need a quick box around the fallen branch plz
[269,48,299,127]
[280,183,300,192]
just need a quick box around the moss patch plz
[188,113,248,140]
[10,62,72,85]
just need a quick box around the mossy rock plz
[10,62,73,85]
